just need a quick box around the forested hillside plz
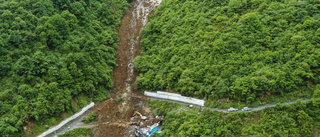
[135,0,320,103]
[0,0,129,136]
[151,100,320,136]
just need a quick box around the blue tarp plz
[149,127,158,135]
[158,131,162,133]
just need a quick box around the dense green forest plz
[150,100,320,137]
[0,0,129,136]
[135,0,320,103]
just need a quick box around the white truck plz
[241,107,252,111]
[228,107,238,112]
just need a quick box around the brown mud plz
[91,0,161,137]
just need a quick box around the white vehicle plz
[228,107,238,112]
[241,107,251,111]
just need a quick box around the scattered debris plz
[134,127,145,137]
[130,122,140,126]
[149,126,158,135]
[134,111,148,120]
[132,114,166,137]
[140,116,148,120]
[90,0,163,136]
[135,122,161,137]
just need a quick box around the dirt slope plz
[91,0,161,136]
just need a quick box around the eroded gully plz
[48,0,162,137]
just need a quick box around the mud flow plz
[91,0,162,137]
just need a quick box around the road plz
[150,97,312,113]
[44,98,311,137]
[249,99,311,111]
[46,111,93,137]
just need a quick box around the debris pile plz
[134,122,161,137]
[131,113,165,137]
[91,0,163,136]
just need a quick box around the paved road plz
[150,97,312,113]
[45,98,311,137]
[46,112,91,137]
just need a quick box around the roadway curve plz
[46,98,311,136]
[150,97,312,113]
[47,112,93,137]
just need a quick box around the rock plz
[140,116,147,120]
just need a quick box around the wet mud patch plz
[92,0,162,137]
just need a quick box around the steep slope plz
[90,0,162,136]
[135,0,320,104]
[0,0,128,136]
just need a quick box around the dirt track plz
[90,0,162,137]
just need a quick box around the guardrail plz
[37,102,95,137]
[144,91,205,106]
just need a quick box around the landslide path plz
[90,0,161,137]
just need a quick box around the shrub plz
[82,112,96,124]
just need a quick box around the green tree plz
[228,0,247,13]
[296,110,313,136]
[313,85,320,107]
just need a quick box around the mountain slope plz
[135,0,320,103]
[0,0,129,136]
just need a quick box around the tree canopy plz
[151,101,320,137]
[0,0,129,136]
[135,0,320,103]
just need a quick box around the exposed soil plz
[71,98,78,108]
[24,120,35,136]
[91,0,161,137]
